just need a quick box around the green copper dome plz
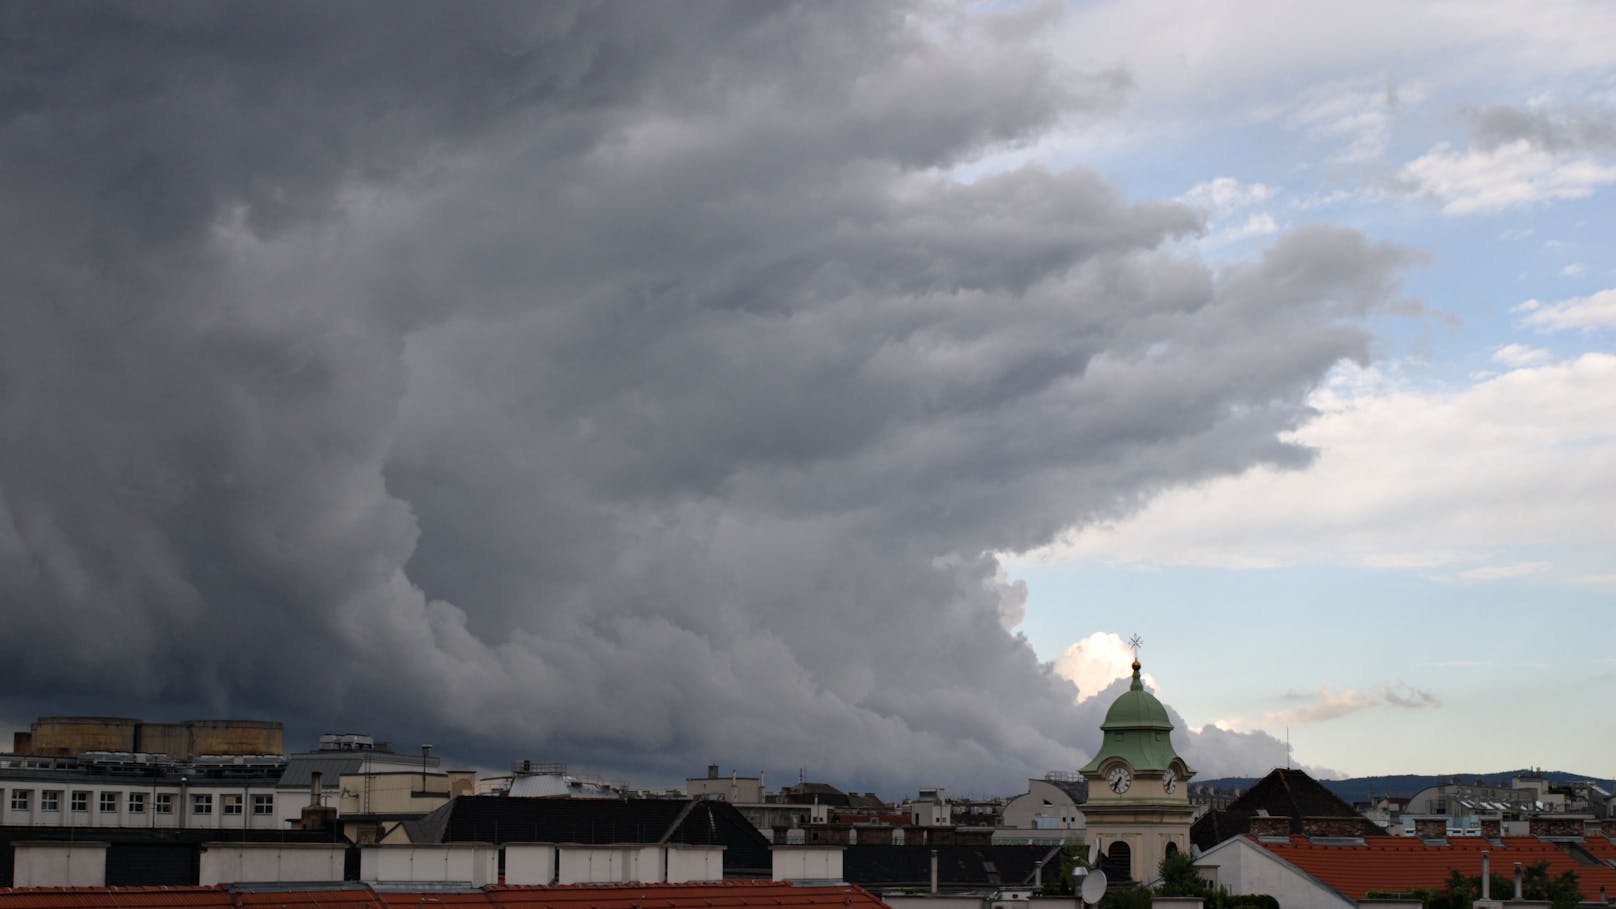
[1080,660,1193,775]
[1102,663,1173,731]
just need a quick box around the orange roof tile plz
[1257,835,1616,902]
[0,886,235,908]
[1581,835,1616,863]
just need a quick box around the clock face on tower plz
[1163,768,1177,794]
[1105,765,1133,794]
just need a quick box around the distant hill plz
[1194,770,1613,805]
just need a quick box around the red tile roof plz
[0,880,889,909]
[1582,835,1616,863]
[0,887,236,908]
[1257,835,1616,902]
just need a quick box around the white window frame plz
[192,793,213,815]
[100,791,119,813]
[252,793,274,816]
[154,792,174,814]
[128,792,147,814]
[222,793,243,816]
[11,789,32,811]
[41,790,61,812]
[70,790,89,812]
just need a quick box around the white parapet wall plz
[198,843,348,885]
[556,844,663,884]
[358,844,498,885]
[13,842,108,887]
[504,843,559,885]
[664,844,725,883]
[771,845,844,882]
[508,843,726,884]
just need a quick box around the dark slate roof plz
[277,754,366,788]
[1190,768,1387,851]
[782,783,852,808]
[842,844,1062,890]
[403,797,771,876]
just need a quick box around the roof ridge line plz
[658,798,703,844]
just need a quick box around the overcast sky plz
[0,1,1611,796]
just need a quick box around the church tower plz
[1079,653,1195,883]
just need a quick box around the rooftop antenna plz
[1286,728,1292,770]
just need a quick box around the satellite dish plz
[1080,870,1108,904]
[1087,842,1100,865]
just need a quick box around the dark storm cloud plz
[1466,104,1616,153]
[0,2,1413,790]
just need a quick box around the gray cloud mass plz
[0,2,1413,791]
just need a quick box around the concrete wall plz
[688,775,764,803]
[358,844,498,885]
[136,724,192,757]
[12,842,108,887]
[24,717,282,759]
[186,720,283,757]
[198,843,347,885]
[29,718,139,755]
[772,846,844,881]
[337,770,453,815]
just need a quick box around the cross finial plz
[1127,634,1143,655]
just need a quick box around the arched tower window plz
[1101,841,1132,881]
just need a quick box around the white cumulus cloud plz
[1492,343,1552,367]
[1053,631,1155,702]
[1515,288,1616,331]
[1399,140,1616,214]
[1022,354,1616,579]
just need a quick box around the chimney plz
[709,764,720,780]
[310,771,323,807]
[1481,852,1490,901]
[930,848,939,895]
[1514,862,1523,901]
[1034,858,1044,889]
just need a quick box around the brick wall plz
[1527,817,1584,837]
[1299,817,1366,838]
[1248,816,1290,838]
[1413,818,1446,839]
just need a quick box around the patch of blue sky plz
[1011,557,1614,773]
